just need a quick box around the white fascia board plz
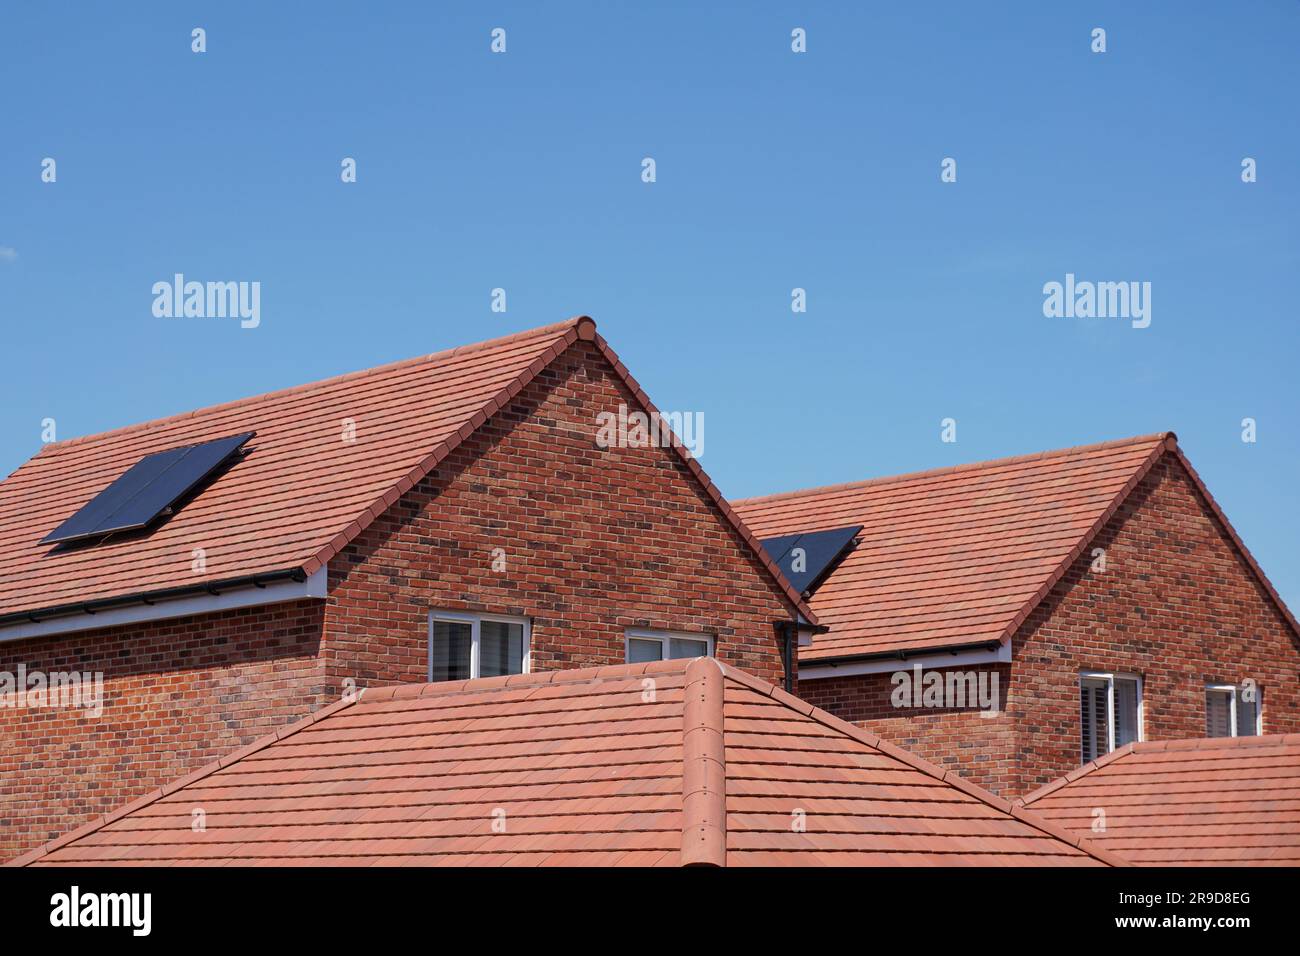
[799,641,1012,680]
[0,566,328,643]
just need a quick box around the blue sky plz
[2,2,1297,605]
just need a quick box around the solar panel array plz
[41,432,254,545]
[759,524,862,596]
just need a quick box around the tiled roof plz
[1017,735,1300,866]
[0,318,813,625]
[11,659,1119,867]
[736,434,1183,661]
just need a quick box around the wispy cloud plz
[0,246,16,262]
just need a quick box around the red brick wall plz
[799,664,1018,792]
[323,340,796,692]
[0,599,324,861]
[797,455,1300,798]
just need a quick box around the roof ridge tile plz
[38,317,586,455]
[681,658,726,867]
[733,432,1174,506]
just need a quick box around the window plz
[1079,671,1142,763]
[1206,684,1261,737]
[428,611,529,682]
[625,628,713,664]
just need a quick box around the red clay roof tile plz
[1019,734,1300,866]
[10,658,1114,867]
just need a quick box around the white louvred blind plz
[1206,688,1233,737]
[1080,678,1109,762]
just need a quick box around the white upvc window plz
[1206,683,1262,738]
[625,628,713,664]
[1079,671,1143,763]
[428,610,530,682]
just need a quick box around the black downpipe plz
[781,620,795,693]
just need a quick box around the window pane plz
[1206,689,1232,737]
[628,638,663,664]
[1236,687,1258,737]
[480,621,525,678]
[1080,678,1109,763]
[431,620,472,682]
[1114,678,1140,747]
[668,637,709,660]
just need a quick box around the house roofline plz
[779,431,1298,661]
[34,317,589,456]
[5,316,816,631]
[999,436,1300,649]
[299,317,816,624]
[993,435,1175,645]
[733,432,1175,507]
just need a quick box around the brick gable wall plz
[322,340,795,692]
[798,454,1300,797]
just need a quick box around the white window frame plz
[624,628,714,664]
[1080,670,1144,757]
[428,609,531,681]
[1205,683,1263,737]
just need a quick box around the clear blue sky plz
[2,3,1297,606]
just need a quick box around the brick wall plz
[323,339,796,692]
[798,455,1300,797]
[0,599,324,860]
[799,664,1019,792]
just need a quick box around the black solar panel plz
[760,524,862,597]
[42,432,255,546]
